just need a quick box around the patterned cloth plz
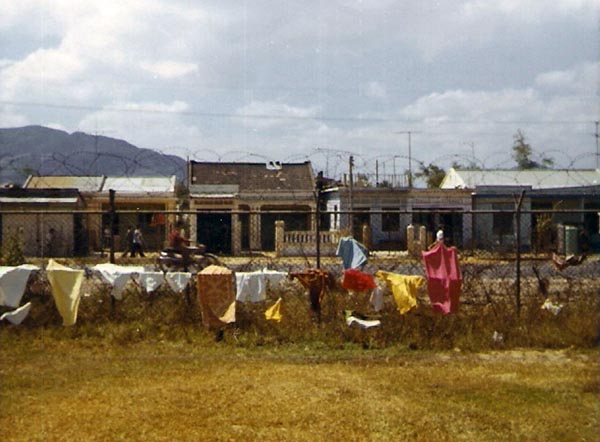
[197,265,236,330]
[290,269,335,320]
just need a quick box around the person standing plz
[122,225,134,257]
[131,225,145,257]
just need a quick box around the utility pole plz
[595,121,599,169]
[349,155,354,235]
[395,131,418,188]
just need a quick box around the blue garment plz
[336,237,369,269]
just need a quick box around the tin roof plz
[24,175,105,192]
[0,188,82,204]
[440,168,600,190]
[102,176,176,193]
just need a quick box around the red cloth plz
[341,269,376,292]
[422,242,462,314]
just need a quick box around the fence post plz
[514,190,525,315]
[315,171,324,269]
[109,189,116,264]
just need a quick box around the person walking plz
[122,225,134,257]
[131,225,145,257]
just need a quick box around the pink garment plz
[422,242,462,314]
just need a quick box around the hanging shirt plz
[376,271,425,315]
[290,269,335,319]
[336,237,369,270]
[341,269,377,292]
[421,242,462,314]
[46,259,84,326]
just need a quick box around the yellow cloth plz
[265,297,283,322]
[46,259,84,326]
[376,271,425,315]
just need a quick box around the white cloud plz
[235,101,321,129]
[365,82,387,100]
[140,61,198,79]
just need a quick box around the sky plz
[1,0,599,183]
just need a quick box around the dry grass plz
[1,337,598,441]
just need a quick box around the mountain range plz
[0,126,186,185]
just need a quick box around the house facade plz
[441,168,600,251]
[24,175,178,252]
[188,161,316,255]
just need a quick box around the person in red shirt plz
[169,222,192,260]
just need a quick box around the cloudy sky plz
[1,0,598,182]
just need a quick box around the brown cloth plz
[290,269,335,320]
[197,265,236,330]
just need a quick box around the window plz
[382,208,400,232]
[492,203,514,236]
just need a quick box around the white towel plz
[0,265,38,308]
[92,263,146,300]
[0,302,32,325]
[135,272,164,292]
[236,269,287,303]
[165,272,192,293]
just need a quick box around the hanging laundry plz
[345,310,381,328]
[421,242,462,314]
[236,269,287,303]
[336,237,369,270]
[197,265,236,330]
[0,302,32,325]
[265,297,283,322]
[376,271,425,315]
[165,272,192,293]
[290,269,335,320]
[150,213,166,226]
[135,271,164,293]
[92,263,146,300]
[46,260,84,326]
[341,268,377,292]
[0,264,39,308]
[369,281,385,312]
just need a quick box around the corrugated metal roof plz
[102,176,176,193]
[0,197,79,204]
[441,168,600,190]
[24,175,104,192]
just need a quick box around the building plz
[188,161,316,254]
[441,168,600,251]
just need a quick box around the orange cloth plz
[290,269,335,320]
[197,265,236,330]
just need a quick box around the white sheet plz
[0,265,38,308]
[0,302,32,325]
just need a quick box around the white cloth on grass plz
[165,272,192,293]
[0,302,32,325]
[346,315,381,329]
[0,265,39,308]
[92,263,146,300]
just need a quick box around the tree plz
[512,130,554,169]
[416,163,446,188]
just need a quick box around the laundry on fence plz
[92,263,146,300]
[336,237,369,270]
[0,302,32,325]
[197,265,236,330]
[265,297,283,322]
[165,272,192,293]
[134,271,165,293]
[341,268,377,293]
[46,259,84,326]
[0,264,39,308]
[421,242,462,314]
[290,269,335,320]
[236,269,287,303]
[376,271,425,315]
[369,282,385,312]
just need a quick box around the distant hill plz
[0,126,186,185]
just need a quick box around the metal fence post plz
[109,189,116,264]
[514,190,525,315]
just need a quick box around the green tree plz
[416,163,446,188]
[512,130,554,169]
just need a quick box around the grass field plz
[1,336,598,441]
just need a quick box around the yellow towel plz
[376,271,425,315]
[265,298,283,322]
[46,259,84,326]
